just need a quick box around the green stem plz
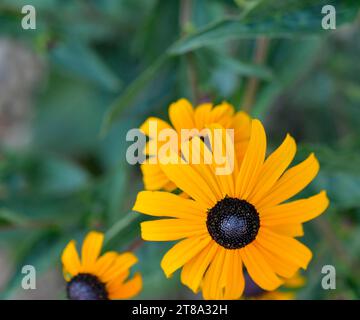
[180,0,200,103]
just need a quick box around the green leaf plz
[100,53,170,136]
[169,1,360,55]
[0,208,29,226]
[35,156,90,196]
[3,153,90,196]
[50,41,121,91]
[252,37,322,118]
[33,72,107,154]
[213,52,273,80]
[105,166,129,223]
[104,211,140,246]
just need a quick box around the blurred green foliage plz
[0,0,359,299]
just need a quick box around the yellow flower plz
[140,98,251,191]
[61,231,142,300]
[133,119,329,300]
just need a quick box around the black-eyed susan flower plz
[243,272,305,300]
[61,231,142,300]
[140,98,251,192]
[133,119,329,299]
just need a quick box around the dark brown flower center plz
[67,273,108,300]
[206,197,260,249]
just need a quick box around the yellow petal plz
[81,231,104,273]
[163,180,177,191]
[93,252,118,278]
[141,162,173,191]
[181,241,218,293]
[161,235,211,278]
[256,227,312,269]
[235,119,267,199]
[232,111,251,143]
[223,250,245,299]
[140,117,172,139]
[207,125,237,197]
[234,140,249,168]
[194,103,212,129]
[202,247,226,300]
[108,272,142,299]
[181,136,223,200]
[269,223,304,237]
[257,153,320,209]
[208,102,234,127]
[133,191,206,220]
[260,191,329,226]
[61,240,81,278]
[159,151,218,208]
[141,218,207,241]
[106,270,130,290]
[254,241,299,278]
[63,268,73,282]
[169,98,195,132]
[143,140,160,156]
[248,134,296,205]
[240,243,282,291]
[232,111,251,166]
[101,252,138,283]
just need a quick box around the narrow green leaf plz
[217,54,273,80]
[0,208,29,226]
[252,38,322,118]
[104,211,139,246]
[100,54,170,136]
[169,1,360,55]
[51,41,122,91]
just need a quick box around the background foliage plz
[0,0,359,299]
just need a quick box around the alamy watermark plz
[321,5,336,30]
[126,123,235,175]
[321,265,336,290]
[21,5,36,30]
[20,4,337,31]
[18,263,336,292]
[21,265,36,290]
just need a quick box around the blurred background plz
[0,0,359,299]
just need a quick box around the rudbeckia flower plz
[61,231,142,300]
[133,119,329,299]
[140,98,251,191]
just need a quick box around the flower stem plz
[242,37,269,113]
[179,0,200,103]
